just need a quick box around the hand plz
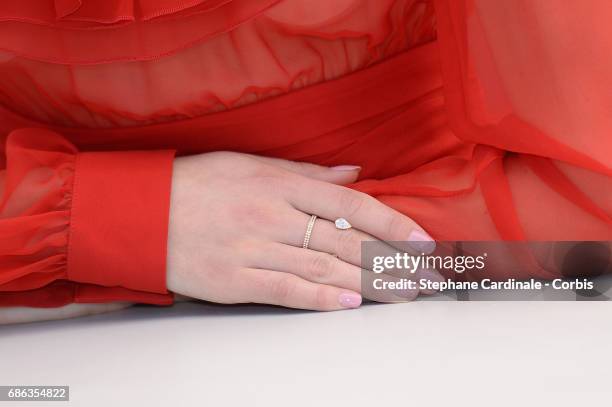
[166,152,441,311]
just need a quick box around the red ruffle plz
[0,0,436,128]
[54,0,236,23]
[4,0,237,25]
[0,131,75,291]
[0,0,282,63]
[0,0,436,65]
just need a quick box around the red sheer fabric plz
[426,0,611,242]
[0,0,435,127]
[0,0,610,307]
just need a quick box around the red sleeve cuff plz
[67,149,176,297]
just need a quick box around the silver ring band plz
[302,215,318,249]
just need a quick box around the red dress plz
[0,0,610,307]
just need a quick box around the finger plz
[262,242,440,299]
[282,211,430,281]
[298,214,444,291]
[283,214,408,270]
[267,213,427,302]
[253,242,361,292]
[238,268,362,311]
[315,220,444,289]
[287,179,436,254]
[251,240,429,302]
[307,217,409,273]
[251,155,361,184]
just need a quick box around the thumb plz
[253,155,361,184]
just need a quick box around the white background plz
[1,299,611,406]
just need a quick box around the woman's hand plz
[167,152,441,311]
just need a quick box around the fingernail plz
[331,165,362,171]
[338,292,362,308]
[407,230,436,254]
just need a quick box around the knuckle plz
[270,276,295,303]
[339,190,366,218]
[336,230,362,260]
[386,214,410,240]
[308,254,335,281]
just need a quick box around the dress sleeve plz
[0,128,176,307]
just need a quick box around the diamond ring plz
[334,218,352,230]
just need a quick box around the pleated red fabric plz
[0,0,610,307]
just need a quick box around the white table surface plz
[1,299,611,407]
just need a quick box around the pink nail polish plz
[407,230,436,254]
[331,165,362,171]
[338,292,362,308]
